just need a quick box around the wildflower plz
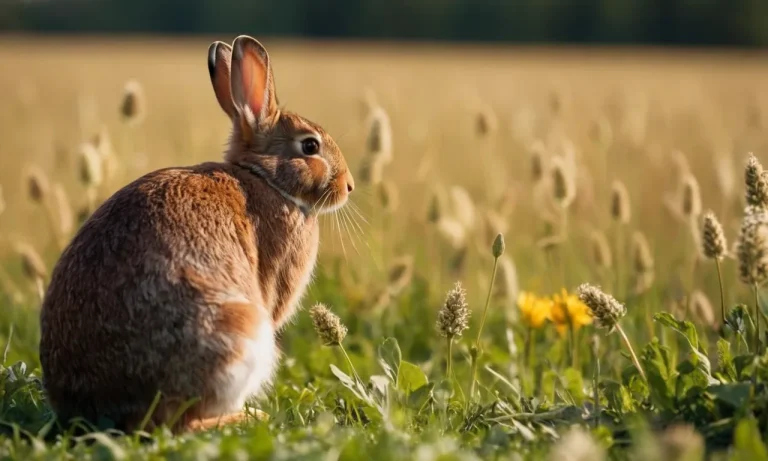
[549,288,593,335]
[517,291,552,329]
[436,282,470,338]
[577,283,626,332]
[610,180,631,224]
[737,205,768,285]
[309,303,348,345]
[745,153,768,209]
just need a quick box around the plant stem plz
[568,321,576,369]
[469,255,500,401]
[715,258,726,327]
[753,283,761,356]
[616,324,647,382]
[338,343,363,385]
[592,343,601,428]
[446,336,454,379]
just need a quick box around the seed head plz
[15,243,46,282]
[378,181,399,214]
[577,283,625,332]
[745,153,768,209]
[529,141,547,183]
[387,255,414,297]
[701,211,727,260]
[358,155,385,186]
[689,290,716,327]
[589,230,613,270]
[492,233,505,258]
[25,166,50,204]
[632,231,654,274]
[475,104,497,138]
[78,142,104,188]
[550,156,575,208]
[610,180,631,224]
[309,303,348,345]
[681,174,702,219]
[120,79,146,124]
[737,205,768,285]
[365,106,392,164]
[436,281,470,338]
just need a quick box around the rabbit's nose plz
[345,171,355,193]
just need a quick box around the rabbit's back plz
[40,162,313,430]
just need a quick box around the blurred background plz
[2,0,768,46]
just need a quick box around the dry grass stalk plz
[52,183,74,237]
[689,290,716,327]
[358,155,385,186]
[475,104,498,138]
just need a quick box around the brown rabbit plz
[39,35,354,433]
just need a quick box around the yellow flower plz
[549,288,593,335]
[517,291,553,329]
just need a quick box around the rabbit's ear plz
[230,35,279,130]
[208,41,236,119]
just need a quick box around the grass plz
[1,36,768,460]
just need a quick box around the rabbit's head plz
[208,35,354,215]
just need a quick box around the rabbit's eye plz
[301,138,320,155]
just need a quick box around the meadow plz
[1,36,768,459]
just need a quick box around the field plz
[1,36,768,459]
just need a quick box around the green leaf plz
[733,418,768,461]
[407,381,434,410]
[397,360,428,393]
[378,338,402,383]
[654,312,717,385]
[708,382,751,410]
[330,364,370,403]
[641,338,675,411]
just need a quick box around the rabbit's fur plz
[39,36,354,433]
